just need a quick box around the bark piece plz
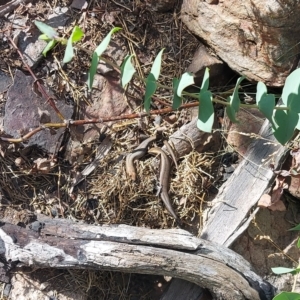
[0,215,274,300]
[181,0,300,86]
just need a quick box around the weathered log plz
[162,118,286,299]
[0,215,274,300]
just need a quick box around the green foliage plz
[42,39,57,57]
[143,49,164,112]
[144,73,157,113]
[150,49,164,80]
[172,72,194,109]
[87,27,122,91]
[225,76,245,123]
[172,78,181,109]
[34,20,300,146]
[272,267,299,275]
[197,68,214,133]
[256,81,275,125]
[176,72,194,98]
[63,26,84,63]
[273,292,300,300]
[35,20,58,39]
[272,108,298,144]
[120,55,136,87]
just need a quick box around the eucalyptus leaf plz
[177,72,194,97]
[229,76,245,113]
[282,68,300,113]
[42,40,57,57]
[172,78,181,109]
[35,20,58,39]
[256,82,275,125]
[273,109,298,145]
[197,90,214,132]
[95,27,122,57]
[273,292,300,300]
[150,49,164,80]
[289,224,300,231]
[272,267,297,274]
[87,52,99,91]
[201,68,210,91]
[144,73,157,113]
[225,103,239,123]
[120,54,136,87]
[63,26,84,63]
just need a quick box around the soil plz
[0,0,299,299]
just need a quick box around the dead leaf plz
[258,194,271,208]
[291,148,300,173]
[258,175,288,211]
[31,158,55,174]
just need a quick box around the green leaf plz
[273,292,300,300]
[197,90,214,132]
[86,27,121,90]
[120,55,136,87]
[42,39,57,56]
[229,76,245,112]
[177,72,194,97]
[35,20,58,39]
[297,237,300,248]
[70,26,84,42]
[63,26,84,63]
[289,223,300,231]
[39,34,52,41]
[272,267,297,274]
[282,68,300,113]
[95,27,122,57]
[150,49,164,80]
[273,109,298,145]
[87,52,99,91]
[225,103,239,123]
[63,39,74,63]
[172,78,181,109]
[144,73,157,113]
[200,68,210,91]
[256,82,275,125]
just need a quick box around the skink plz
[163,140,178,168]
[126,135,156,181]
[148,147,179,222]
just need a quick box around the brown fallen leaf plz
[31,158,55,174]
[258,175,287,211]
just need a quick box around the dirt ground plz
[0,0,299,299]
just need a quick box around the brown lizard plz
[148,147,180,223]
[126,135,157,181]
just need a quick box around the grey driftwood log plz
[162,119,286,299]
[0,214,274,300]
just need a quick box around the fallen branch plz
[0,213,274,300]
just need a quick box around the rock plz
[14,7,70,68]
[4,70,73,153]
[181,0,300,86]
[187,43,234,87]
